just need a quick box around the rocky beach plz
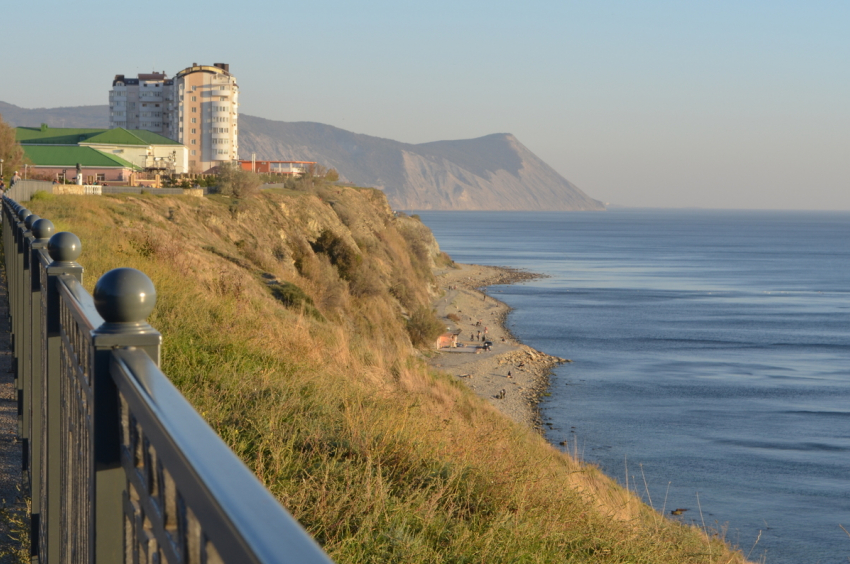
[429,263,569,429]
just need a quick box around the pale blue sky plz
[3,1,848,209]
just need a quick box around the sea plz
[415,209,850,564]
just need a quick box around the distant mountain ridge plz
[1,101,604,211]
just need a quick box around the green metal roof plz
[22,145,142,170]
[16,127,105,145]
[84,128,181,146]
[16,126,180,146]
[121,129,181,145]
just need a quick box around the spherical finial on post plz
[24,214,40,230]
[32,219,55,241]
[47,232,82,264]
[93,268,157,324]
[19,208,31,222]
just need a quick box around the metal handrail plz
[2,195,334,564]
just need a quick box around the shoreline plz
[429,263,569,430]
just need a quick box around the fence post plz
[90,268,161,563]
[41,232,83,564]
[21,214,40,479]
[13,207,31,437]
[28,218,54,560]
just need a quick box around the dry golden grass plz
[25,189,753,563]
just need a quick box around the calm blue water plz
[415,209,850,564]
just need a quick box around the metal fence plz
[2,196,334,564]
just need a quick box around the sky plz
[2,1,848,210]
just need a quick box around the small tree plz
[0,114,27,183]
[215,162,261,198]
[325,168,340,182]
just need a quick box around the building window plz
[96,173,106,182]
[191,107,197,113]
[191,96,197,102]
[191,150,196,156]
[191,139,196,145]
[191,128,196,134]
[191,118,197,124]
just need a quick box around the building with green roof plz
[21,145,142,184]
[16,124,189,174]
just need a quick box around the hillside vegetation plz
[26,184,748,563]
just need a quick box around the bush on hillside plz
[215,163,262,198]
[406,307,445,347]
[310,229,362,280]
[269,281,325,321]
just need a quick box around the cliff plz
[240,115,606,211]
[24,185,747,563]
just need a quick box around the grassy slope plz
[26,189,751,564]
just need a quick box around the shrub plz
[446,313,461,323]
[215,163,261,198]
[310,229,361,280]
[406,307,445,347]
[269,281,325,321]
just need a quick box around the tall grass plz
[26,190,751,563]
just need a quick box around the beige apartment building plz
[109,63,239,172]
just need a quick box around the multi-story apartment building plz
[109,63,239,173]
[109,72,169,134]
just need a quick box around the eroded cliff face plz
[391,135,604,210]
[237,117,605,211]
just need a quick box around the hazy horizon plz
[2,1,846,211]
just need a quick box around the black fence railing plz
[2,196,334,564]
